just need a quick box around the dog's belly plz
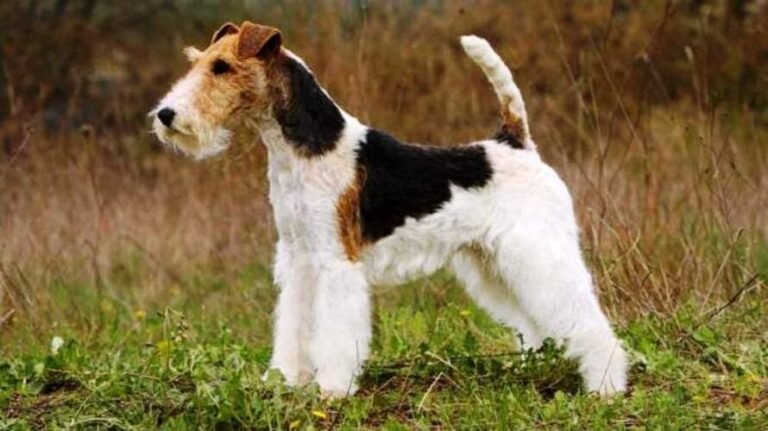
[360,188,487,286]
[361,232,455,286]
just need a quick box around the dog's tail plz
[460,35,535,151]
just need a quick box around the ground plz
[1,265,766,429]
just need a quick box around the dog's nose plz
[157,108,176,127]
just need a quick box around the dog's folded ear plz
[211,22,239,45]
[237,21,282,61]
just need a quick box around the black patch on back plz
[493,125,525,149]
[273,56,345,156]
[356,129,493,242]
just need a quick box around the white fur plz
[156,35,628,397]
[261,114,627,396]
[263,115,626,395]
[359,141,627,394]
[260,111,372,396]
[184,46,204,62]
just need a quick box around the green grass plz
[1,264,767,429]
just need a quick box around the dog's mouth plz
[160,124,190,139]
[149,112,190,137]
[149,112,190,144]
[151,117,232,160]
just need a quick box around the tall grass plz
[1,0,766,342]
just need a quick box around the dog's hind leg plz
[451,248,543,350]
[491,227,628,395]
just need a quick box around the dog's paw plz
[315,371,358,398]
[263,366,313,387]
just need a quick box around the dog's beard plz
[152,118,232,160]
[188,127,232,160]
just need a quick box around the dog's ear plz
[237,21,282,60]
[211,22,239,45]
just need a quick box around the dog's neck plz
[257,50,353,159]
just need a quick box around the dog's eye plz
[211,59,233,75]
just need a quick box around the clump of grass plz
[1,279,766,428]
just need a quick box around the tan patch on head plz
[156,21,289,157]
[337,169,367,261]
[186,27,281,134]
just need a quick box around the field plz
[1,1,767,429]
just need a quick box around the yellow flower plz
[134,310,146,320]
[312,410,327,419]
[156,340,171,354]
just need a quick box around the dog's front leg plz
[268,240,314,386]
[309,254,371,397]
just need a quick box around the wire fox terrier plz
[152,21,628,397]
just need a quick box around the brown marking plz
[501,107,527,143]
[337,169,367,261]
[237,22,282,60]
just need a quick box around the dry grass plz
[1,0,767,337]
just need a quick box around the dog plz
[152,21,628,397]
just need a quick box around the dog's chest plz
[266,153,352,246]
[268,167,317,242]
[268,177,304,240]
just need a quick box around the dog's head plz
[151,22,282,159]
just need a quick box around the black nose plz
[157,108,176,127]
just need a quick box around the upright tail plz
[460,35,535,151]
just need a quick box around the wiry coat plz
[152,22,628,397]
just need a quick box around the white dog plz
[152,21,628,397]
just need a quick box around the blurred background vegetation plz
[1,0,766,141]
[1,0,767,339]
